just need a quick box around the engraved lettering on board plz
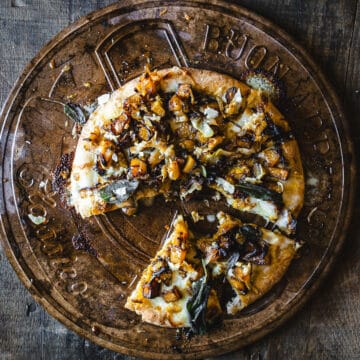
[203,24,291,78]
[16,162,89,297]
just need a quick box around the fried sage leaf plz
[64,103,88,125]
[236,182,283,205]
[100,180,139,204]
[64,101,99,125]
[187,260,211,335]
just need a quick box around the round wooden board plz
[0,1,355,358]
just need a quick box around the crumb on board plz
[66,93,77,100]
[62,64,72,73]
[49,59,56,69]
[160,8,167,16]
[184,13,191,21]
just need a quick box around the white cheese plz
[249,197,279,222]
[234,109,262,129]
[191,117,214,138]
[233,88,242,103]
[97,93,110,105]
[274,209,291,233]
[262,228,295,249]
[203,107,219,119]
[226,294,243,315]
[114,187,127,197]
[212,262,227,277]
[215,177,235,195]
[104,132,119,143]
[143,114,161,122]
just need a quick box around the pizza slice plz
[196,212,298,314]
[125,214,221,330]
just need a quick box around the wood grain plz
[0,1,359,359]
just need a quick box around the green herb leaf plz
[99,180,139,204]
[64,103,87,125]
[187,259,211,335]
[235,182,283,205]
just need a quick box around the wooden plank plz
[345,0,360,140]
[298,1,360,357]
[69,0,115,22]
[0,3,109,360]
[0,1,70,105]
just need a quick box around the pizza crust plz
[281,139,304,217]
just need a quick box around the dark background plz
[0,1,359,359]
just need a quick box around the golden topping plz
[163,286,182,303]
[170,245,186,264]
[100,140,114,163]
[168,94,187,113]
[112,114,129,135]
[208,136,224,150]
[151,96,166,117]
[138,126,152,141]
[182,156,196,174]
[177,83,195,104]
[130,158,147,178]
[230,263,252,294]
[179,139,195,151]
[167,159,181,180]
[268,167,289,180]
[135,72,160,98]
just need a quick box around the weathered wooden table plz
[0,1,359,359]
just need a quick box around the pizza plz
[58,65,304,331]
